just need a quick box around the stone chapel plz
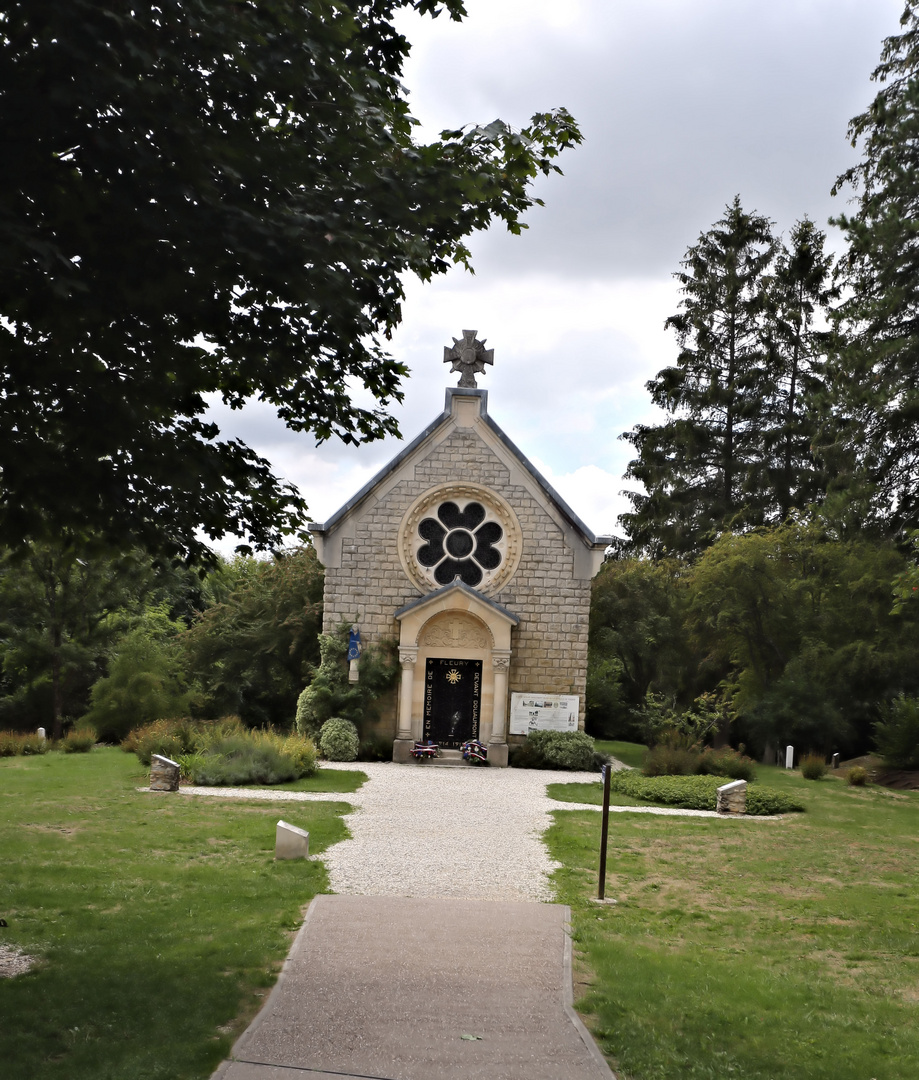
[309,331,611,765]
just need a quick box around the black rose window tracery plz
[417,501,503,588]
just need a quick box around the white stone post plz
[392,648,418,763]
[785,745,794,770]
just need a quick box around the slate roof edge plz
[394,578,520,625]
[309,387,614,551]
[307,407,455,535]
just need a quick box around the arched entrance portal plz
[392,581,518,766]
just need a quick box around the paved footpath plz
[212,894,615,1080]
[200,761,757,1080]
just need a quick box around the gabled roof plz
[309,388,613,551]
[394,578,519,626]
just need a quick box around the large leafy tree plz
[829,1,919,538]
[0,542,156,737]
[687,523,919,755]
[181,545,324,726]
[619,198,776,556]
[0,0,580,562]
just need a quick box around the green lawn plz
[595,738,647,769]
[547,765,919,1080]
[0,749,352,1080]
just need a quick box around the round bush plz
[319,718,359,762]
[801,753,828,780]
[846,765,868,786]
[510,730,597,771]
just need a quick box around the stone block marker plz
[716,779,747,815]
[275,820,309,860]
[149,754,180,792]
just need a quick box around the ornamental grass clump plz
[643,734,702,776]
[800,753,828,780]
[319,718,360,762]
[123,716,317,785]
[122,716,197,764]
[61,725,97,753]
[696,745,756,781]
[0,731,49,757]
[846,765,868,786]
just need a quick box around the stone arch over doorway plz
[393,580,518,765]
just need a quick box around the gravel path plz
[178,760,738,902]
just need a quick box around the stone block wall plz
[320,425,591,733]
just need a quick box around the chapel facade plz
[308,332,611,765]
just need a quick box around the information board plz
[509,693,580,735]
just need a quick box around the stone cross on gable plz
[443,330,494,388]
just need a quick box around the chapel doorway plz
[423,657,482,748]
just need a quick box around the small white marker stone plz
[275,820,310,860]
[785,745,794,770]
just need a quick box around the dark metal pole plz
[598,763,611,900]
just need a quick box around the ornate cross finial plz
[443,329,494,388]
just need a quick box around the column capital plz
[492,650,511,670]
[399,648,418,667]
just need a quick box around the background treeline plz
[586,524,919,758]
[0,542,323,741]
[591,10,919,760]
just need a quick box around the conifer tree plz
[830,1,919,537]
[619,197,776,556]
[762,218,837,522]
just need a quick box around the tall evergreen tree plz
[619,197,776,556]
[762,217,837,522]
[829,2,919,537]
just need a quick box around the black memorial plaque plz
[423,657,482,748]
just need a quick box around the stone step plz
[413,749,478,767]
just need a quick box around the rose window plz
[416,501,503,588]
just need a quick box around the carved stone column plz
[393,648,418,763]
[488,651,512,767]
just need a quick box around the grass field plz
[547,754,919,1080]
[0,749,357,1080]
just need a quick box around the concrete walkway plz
[212,894,615,1080]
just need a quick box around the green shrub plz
[643,741,701,776]
[800,753,828,780]
[61,725,97,753]
[846,765,868,786]
[319,717,359,762]
[0,731,49,757]
[81,616,194,742]
[874,694,919,769]
[193,737,299,785]
[123,716,317,784]
[696,746,756,781]
[509,730,598,771]
[358,733,394,761]
[608,770,804,815]
[122,717,197,765]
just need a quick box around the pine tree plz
[619,197,776,556]
[762,218,837,522]
[830,2,919,537]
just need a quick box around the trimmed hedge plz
[608,770,804,815]
[509,730,606,771]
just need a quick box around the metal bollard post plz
[598,763,612,900]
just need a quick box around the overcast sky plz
[209,0,904,554]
